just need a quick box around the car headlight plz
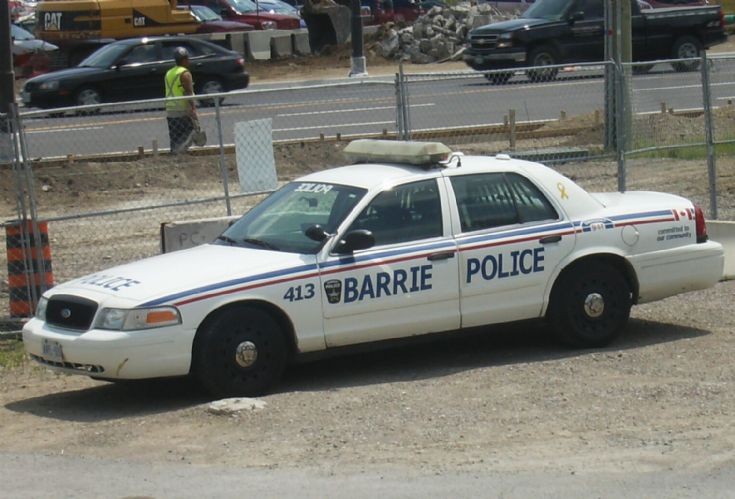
[261,20,276,29]
[39,81,59,91]
[94,306,182,331]
[35,296,48,321]
[497,32,513,48]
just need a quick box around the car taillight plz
[695,205,708,243]
[236,57,245,67]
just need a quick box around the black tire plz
[548,262,632,348]
[74,87,102,115]
[671,36,702,72]
[485,71,512,85]
[197,78,225,107]
[193,306,288,398]
[526,46,559,82]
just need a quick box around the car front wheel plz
[527,46,559,82]
[193,306,288,398]
[75,87,102,115]
[548,262,632,348]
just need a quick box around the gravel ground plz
[1,280,734,489]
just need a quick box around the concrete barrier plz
[292,29,311,55]
[270,31,293,58]
[227,32,247,55]
[160,216,240,253]
[707,221,735,280]
[246,31,274,61]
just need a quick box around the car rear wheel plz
[193,305,288,398]
[671,36,702,72]
[527,46,559,82]
[548,262,632,348]
[75,87,102,115]
[198,78,225,107]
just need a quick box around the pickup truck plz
[463,0,727,82]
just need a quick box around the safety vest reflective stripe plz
[165,66,190,113]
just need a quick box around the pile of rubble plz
[372,2,519,64]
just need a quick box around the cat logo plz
[43,12,63,31]
[324,279,342,304]
[133,16,146,27]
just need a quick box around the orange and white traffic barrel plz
[5,220,55,317]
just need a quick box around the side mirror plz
[568,10,584,22]
[335,229,375,254]
[305,224,330,242]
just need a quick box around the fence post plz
[615,63,626,192]
[700,52,717,220]
[395,62,411,141]
[215,99,232,217]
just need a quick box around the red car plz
[192,0,301,29]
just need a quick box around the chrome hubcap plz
[584,293,605,318]
[79,90,99,105]
[235,341,258,368]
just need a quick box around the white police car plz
[23,140,724,397]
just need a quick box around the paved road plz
[2,452,735,498]
[17,60,735,159]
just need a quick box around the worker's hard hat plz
[174,47,190,63]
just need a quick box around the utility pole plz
[349,0,367,77]
[1,0,15,163]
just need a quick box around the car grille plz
[46,294,98,331]
[471,34,499,50]
[30,354,104,374]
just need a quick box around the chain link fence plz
[2,58,734,320]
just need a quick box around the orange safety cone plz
[5,220,55,317]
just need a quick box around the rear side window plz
[451,173,558,232]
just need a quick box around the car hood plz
[471,17,549,34]
[27,66,101,84]
[46,244,318,307]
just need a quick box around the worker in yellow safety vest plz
[165,47,197,153]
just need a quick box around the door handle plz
[427,250,456,261]
[539,235,562,244]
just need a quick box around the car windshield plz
[228,0,259,13]
[78,43,133,68]
[259,0,298,15]
[218,182,367,254]
[192,5,223,21]
[523,0,571,20]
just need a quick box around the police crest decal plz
[324,280,342,304]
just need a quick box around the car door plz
[319,178,460,347]
[447,172,575,327]
[108,42,163,101]
[564,0,605,62]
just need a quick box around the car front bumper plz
[463,49,527,70]
[22,318,195,380]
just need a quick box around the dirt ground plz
[2,39,735,487]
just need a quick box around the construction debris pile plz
[372,2,519,63]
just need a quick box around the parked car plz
[21,36,249,110]
[256,0,307,27]
[184,4,256,32]
[191,0,301,29]
[22,140,724,397]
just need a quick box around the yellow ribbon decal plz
[557,182,569,200]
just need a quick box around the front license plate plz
[42,339,64,363]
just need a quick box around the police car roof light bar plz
[344,140,452,167]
